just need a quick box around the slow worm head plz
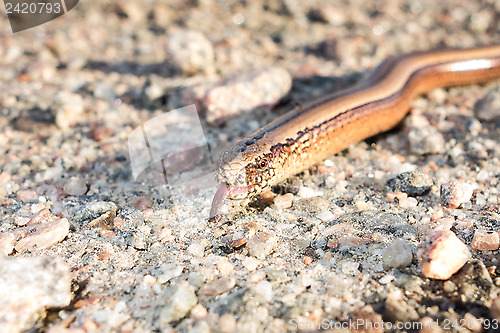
[210,46,500,218]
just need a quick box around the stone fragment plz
[246,232,278,259]
[187,242,205,257]
[273,193,293,210]
[157,283,197,326]
[14,218,70,253]
[157,263,184,284]
[183,66,291,125]
[73,201,119,223]
[471,230,500,251]
[418,230,470,280]
[167,30,214,75]
[63,177,87,196]
[408,126,445,154]
[440,181,474,209]
[0,232,16,255]
[199,277,236,296]
[53,91,84,130]
[0,256,71,332]
[16,189,38,201]
[383,239,413,269]
[386,170,433,196]
[475,86,500,121]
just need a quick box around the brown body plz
[211,46,500,217]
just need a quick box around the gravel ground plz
[1,1,500,332]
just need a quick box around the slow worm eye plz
[258,160,267,169]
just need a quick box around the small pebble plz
[219,313,237,333]
[443,280,457,293]
[246,232,278,259]
[183,66,291,125]
[475,86,500,121]
[378,274,395,285]
[199,277,236,296]
[53,91,84,130]
[157,263,183,284]
[471,230,500,251]
[133,196,154,210]
[398,196,418,208]
[190,304,208,320]
[250,280,273,303]
[440,181,474,209]
[217,258,234,276]
[14,218,70,253]
[273,193,293,209]
[158,283,197,325]
[247,270,266,284]
[16,189,38,201]
[167,30,215,75]
[0,256,71,332]
[296,186,323,199]
[63,177,87,196]
[386,170,433,196]
[383,239,413,269]
[408,126,445,154]
[316,210,335,222]
[187,242,205,257]
[418,230,471,280]
[242,257,261,271]
[0,232,16,255]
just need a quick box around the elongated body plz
[211,46,500,217]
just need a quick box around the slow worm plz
[210,46,500,217]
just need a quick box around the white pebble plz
[383,239,413,268]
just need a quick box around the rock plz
[408,126,445,154]
[199,277,236,296]
[383,238,413,269]
[475,86,500,121]
[133,196,154,210]
[14,218,70,253]
[157,283,197,327]
[167,30,214,75]
[249,280,273,303]
[182,66,292,125]
[0,232,16,255]
[157,263,184,284]
[386,170,433,196]
[440,181,474,209]
[187,242,205,257]
[73,201,119,223]
[63,177,87,196]
[246,232,278,259]
[53,91,84,130]
[16,189,38,201]
[219,313,237,333]
[471,230,500,251]
[242,257,261,271]
[128,225,151,250]
[316,210,335,222]
[0,256,71,332]
[418,230,470,280]
[273,193,293,209]
[295,197,329,214]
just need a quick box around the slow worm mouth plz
[209,183,253,218]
